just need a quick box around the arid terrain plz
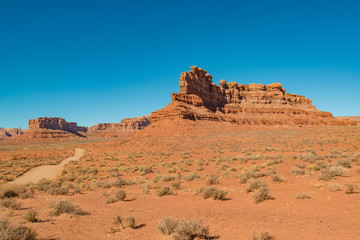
[1,121,360,240]
[1,67,359,240]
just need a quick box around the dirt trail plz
[9,148,84,185]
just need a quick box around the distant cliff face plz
[28,117,87,132]
[0,127,22,139]
[88,116,151,132]
[152,66,355,126]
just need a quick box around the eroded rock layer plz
[88,116,151,132]
[29,117,87,132]
[152,66,355,126]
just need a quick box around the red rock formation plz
[87,116,151,137]
[152,66,356,126]
[29,117,87,132]
[0,127,22,140]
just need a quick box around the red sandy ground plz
[2,120,360,240]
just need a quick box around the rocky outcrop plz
[29,117,87,133]
[0,127,22,140]
[88,116,151,133]
[152,66,356,126]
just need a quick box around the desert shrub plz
[345,183,358,194]
[157,217,178,235]
[328,183,342,192]
[356,167,360,175]
[205,175,219,185]
[23,210,38,223]
[201,186,227,200]
[171,181,181,190]
[296,192,311,199]
[295,163,306,169]
[0,216,37,240]
[195,166,204,171]
[253,231,274,240]
[336,158,351,168]
[291,166,305,176]
[317,170,332,181]
[36,179,68,196]
[0,184,29,199]
[328,165,349,177]
[141,166,153,176]
[115,190,126,201]
[49,199,82,216]
[173,219,209,240]
[113,215,124,230]
[252,187,271,204]
[113,177,127,188]
[270,174,284,183]
[126,216,136,229]
[0,198,21,209]
[106,196,118,204]
[238,170,256,184]
[157,186,172,197]
[184,173,200,181]
[246,179,267,193]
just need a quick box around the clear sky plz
[1,0,359,129]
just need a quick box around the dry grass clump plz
[205,175,219,185]
[345,183,358,194]
[0,184,32,199]
[238,170,256,184]
[0,198,21,209]
[200,186,227,200]
[291,166,305,176]
[253,231,274,240]
[157,217,210,240]
[296,192,312,199]
[23,210,38,223]
[106,190,127,204]
[171,181,181,190]
[36,179,69,196]
[328,183,342,192]
[318,165,350,181]
[246,179,268,193]
[157,186,172,197]
[184,173,200,181]
[157,217,178,235]
[49,199,82,216]
[252,187,271,204]
[335,158,352,168]
[270,174,284,183]
[126,216,136,229]
[0,215,37,240]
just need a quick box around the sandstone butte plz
[151,66,356,126]
[0,127,22,140]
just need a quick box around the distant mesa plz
[151,66,356,126]
[0,127,22,140]
[29,117,87,133]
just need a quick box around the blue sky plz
[1,0,359,128]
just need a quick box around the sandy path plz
[9,148,84,185]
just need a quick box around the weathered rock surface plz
[87,116,151,137]
[0,127,22,140]
[335,116,360,126]
[152,66,356,126]
[29,117,87,132]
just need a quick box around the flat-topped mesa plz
[172,66,314,112]
[29,117,87,133]
[88,115,151,132]
[152,66,356,126]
